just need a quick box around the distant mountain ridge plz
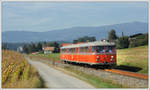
[2,21,148,43]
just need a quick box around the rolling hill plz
[2,21,148,43]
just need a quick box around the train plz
[60,40,116,68]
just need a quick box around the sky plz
[2,2,148,32]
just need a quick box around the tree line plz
[108,29,148,49]
[22,42,60,54]
[2,29,148,53]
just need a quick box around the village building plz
[42,46,55,54]
[17,46,23,53]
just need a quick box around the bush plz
[129,33,148,48]
[116,36,129,49]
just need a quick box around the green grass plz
[117,45,148,74]
[63,66,123,88]
[31,53,60,61]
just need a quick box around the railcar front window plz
[105,46,116,53]
[96,46,105,53]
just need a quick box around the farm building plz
[43,46,55,54]
[17,46,23,53]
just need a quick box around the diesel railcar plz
[60,41,116,67]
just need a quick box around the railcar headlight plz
[111,56,114,59]
[97,56,100,58]
[96,56,100,61]
[110,56,114,61]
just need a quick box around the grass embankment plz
[117,45,148,74]
[30,54,122,88]
[62,66,122,88]
[2,50,45,88]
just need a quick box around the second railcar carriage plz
[60,40,116,67]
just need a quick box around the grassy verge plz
[62,66,123,88]
[29,56,123,88]
[31,53,60,61]
[117,45,148,74]
[2,50,45,88]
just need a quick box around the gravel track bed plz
[29,56,148,88]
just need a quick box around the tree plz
[129,33,148,48]
[36,42,42,51]
[73,36,96,44]
[23,44,29,54]
[89,36,96,42]
[108,29,118,42]
[116,36,129,49]
[73,40,78,44]
[2,43,7,50]
[53,42,60,53]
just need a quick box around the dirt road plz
[27,58,94,88]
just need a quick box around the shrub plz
[116,36,129,49]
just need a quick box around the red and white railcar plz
[60,41,116,66]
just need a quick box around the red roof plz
[43,47,55,51]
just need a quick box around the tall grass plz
[2,50,45,88]
[117,45,148,74]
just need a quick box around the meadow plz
[117,45,148,74]
[2,50,45,88]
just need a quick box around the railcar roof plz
[61,41,115,49]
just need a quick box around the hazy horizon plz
[2,21,147,33]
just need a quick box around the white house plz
[42,47,55,54]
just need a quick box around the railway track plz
[104,69,148,80]
[64,61,148,80]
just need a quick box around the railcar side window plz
[92,46,95,52]
[84,47,89,52]
[66,48,69,53]
[73,48,75,53]
[77,48,79,53]
[80,47,83,53]
[62,49,66,53]
[69,48,71,53]
[96,46,105,53]
[61,49,62,53]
